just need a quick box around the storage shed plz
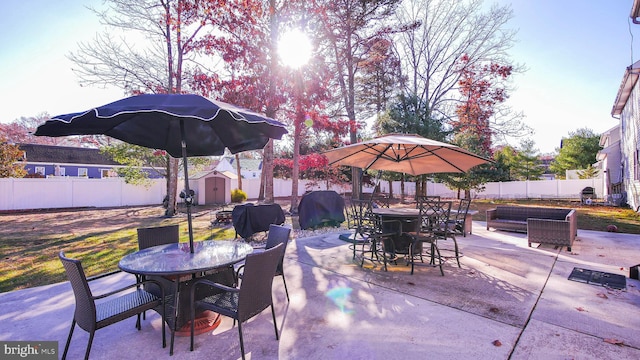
[188,170,236,205]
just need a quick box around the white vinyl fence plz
[0,177,604,211]
[0,177,166,211]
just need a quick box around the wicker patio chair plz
[265,224,292,301]
[137,224,180,250]
[136,224,179,318]
[236,224,292,301]
[59,252,165,360]
[189,244,284,359]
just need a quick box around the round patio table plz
[119,240,253,354]
[372,207,421,255]
[119,240,253,276]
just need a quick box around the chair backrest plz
[365,193,390,208]
[237,243,283,322]
[416,195,440,208]
[455,198,471,222]
[137,224,179,250]
[265,224,292,273]
[417,199,452,236]
[349,199,376,234]
[59,252,97,332]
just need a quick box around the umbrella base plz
[174,310,221,337]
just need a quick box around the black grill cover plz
[298,191,345,230]
[232,203,285,239]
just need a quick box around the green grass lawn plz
[1,200,638,294]
[469,199,640,234]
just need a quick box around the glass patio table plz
[119,240,253,354]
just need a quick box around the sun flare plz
[278,29,312,69]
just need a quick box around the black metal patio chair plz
[402,199,452,275]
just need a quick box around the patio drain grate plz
[568,267,627,290]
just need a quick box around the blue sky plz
[1,0,639,154]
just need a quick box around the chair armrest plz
[87,269,122,282]
[234,264,246,283]
[191,278,239,294]
[93,278,164,300]
[486,208,497,221]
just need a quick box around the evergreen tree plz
[550,128,602,178]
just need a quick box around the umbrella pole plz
[180,119,195,253]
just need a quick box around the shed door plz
[205,177,226,204]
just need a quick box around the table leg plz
[170,277,180,355]
[464,214,473,235]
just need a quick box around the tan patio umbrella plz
[323,133,491,175]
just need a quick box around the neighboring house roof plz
[598,125,621,147]
[226,157,262,171]
[216,157,263,174]
[18,144,121,165]
[612,60,640,116]
[190,169,237,180]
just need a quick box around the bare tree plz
[314,0,403,199]
[393,0,528,141]
[67,0,220,216]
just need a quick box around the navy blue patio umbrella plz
[35,93,288,252]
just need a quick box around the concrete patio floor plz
[1,221,639,359]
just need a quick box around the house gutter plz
[632,0,640,24]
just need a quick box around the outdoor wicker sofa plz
[486,205,577,251]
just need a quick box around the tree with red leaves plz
[453,53,512,154]
[312,0,404,199]
[438,54,513,197]
[191,0,305,205]
[69,0,233,215]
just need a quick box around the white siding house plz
[596,125,624,204]
[611,60,640,211]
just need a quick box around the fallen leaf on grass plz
[604,338,624,346]
[598,254,606,257]
[575,307,587,312]
[407,281,415,286]
[492,340,502,347]
[596,293,608,299]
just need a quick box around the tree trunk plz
[263,141,274,203]
[166,157,179,216]
[291,86,303,214]
[258,165,266,201]
[235,153,242,190]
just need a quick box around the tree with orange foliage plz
[438,54,513,198]
[0,136,26,178]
